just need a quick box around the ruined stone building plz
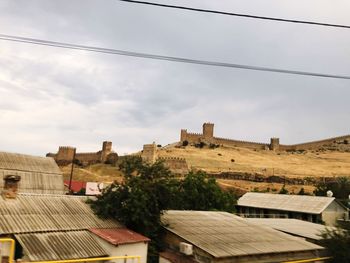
[181,123,350,151]
[141,143,189,175]
[47,141,118,166]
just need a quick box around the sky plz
[0,0,350,156]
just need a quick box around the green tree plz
[176,171,236,212]
[91,158,236,262]
[314,177,350,208]
[279,184,289,194]
[320,222,350,262]
[91,156,178,263]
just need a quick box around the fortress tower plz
[142,142,157,164]
[270,138,280,151]
[57,146,76,161]
[203,123,214,139]
[101,141,113,162]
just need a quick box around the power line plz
[118,0,350,29]
[0,33,349,80]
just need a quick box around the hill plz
[60,163,123,183]
[157,144,350,194]
[159,145,350,177]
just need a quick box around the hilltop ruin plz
[47,141,118,166]
[180,123,350,151]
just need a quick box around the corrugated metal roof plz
[0,152,61,174]
[238,193,335,214]
[0,193,121,234]
[159,251,197,263]
[247,218,335,240]
[16,230,108,261]
[0,152,64,194]
[162,210,323,258]
[90,228,150,245]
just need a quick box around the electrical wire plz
[0,33,349,80]
[118,0,350,29]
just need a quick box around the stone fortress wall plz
[181,123,350,151]
[47,141,118,166]
[141,143,189,175]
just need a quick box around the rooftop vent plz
[2,175,21,199]
[179,242,193,255]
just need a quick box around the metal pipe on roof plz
[29,255,141,263]
[282,256,331,263]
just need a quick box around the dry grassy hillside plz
[61,163,123,183]
[159,145,350,178]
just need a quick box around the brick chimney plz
[2,175,21,199]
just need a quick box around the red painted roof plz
[90,228,150,245]
[64,180,86,193]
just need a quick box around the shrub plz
[182,140,189,146]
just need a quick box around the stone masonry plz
[181,123,350,151]
[141,142,189,175]
[47,141,118,166]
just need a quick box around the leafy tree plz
[314,177,350,208]
[279,185,289,194]
[297,187,306,195]
[176,171,236,212]
[91,156,178,262]
[91,157,236,262]
[320,222,350,262]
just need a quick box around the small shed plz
[90,228,150,263]
[161,210,324,263]
[237,192,349,226]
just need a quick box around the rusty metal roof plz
[90,228,150,245]
[238,192,335,214]
[15,230,108,261]
[0,152,64,194]
[162,210,323,258]
[0,193,121,234]
[247,218,336,240]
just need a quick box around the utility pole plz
[68,148,76,194]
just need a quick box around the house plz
[64,180,87,193]
[0,190,149,262]
[161,210,324,263]
[0,151,64,194]
[90,228,150,262]
[0,153,149,263]
[246,218,336,243]
[237,192,349,226]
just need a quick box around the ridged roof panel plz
[238,193,335,214]
[162,210,323,258]
[0,193,121,234]
[16,230,108,261]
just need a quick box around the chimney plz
[2,175,21,199]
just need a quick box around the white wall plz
[94,236,148,263]
[322,200,348,226]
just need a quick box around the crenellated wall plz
[141,142,157,164]
[46,141,118,166]
[180,123,350,151]
[213,137,268,150]
[158,157,189,175]
[279,135,350,151]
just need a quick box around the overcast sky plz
[0,0,350,156]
